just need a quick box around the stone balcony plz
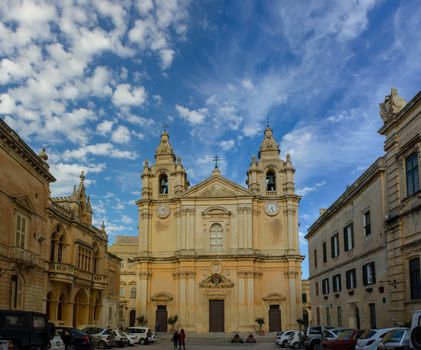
[266,190,277,196]
[49,262,75,283]
[92,274,108,290]
[10,246,39,267]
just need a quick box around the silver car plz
[81,327,116,349]
[378,328,410,350]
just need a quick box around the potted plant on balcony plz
[255,317,265,335]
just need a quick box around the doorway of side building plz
[155,305,167,332]
[209,300,224,332]
[129,310,136,327]
[269,304,281,332]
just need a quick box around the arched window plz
[210,223,223,251]
[266,170,276,191]
[159,174,168,194]
[93,250,99,274]
[50,224,65,262]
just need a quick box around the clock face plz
[156,204,170,219]
[265,202,279,216]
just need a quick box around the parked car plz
[410,310,421,350]
[80,327,116,349]
[276,330,300,347]
[321,329,360,350]
[356,328,407,350]
[118,331,137,346]
[55,327,93,350]
[286,331,305,349]
[113,330,129,347]
[320,328,354,350]
[49,335,66,350]
[303,326,333,350]
[378,328,410,350]
[0,309,55,350]
[125,327,154,345]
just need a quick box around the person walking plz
[172,330,179,348]
[179,329,186,350]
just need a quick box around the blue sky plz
[1,0,421,278]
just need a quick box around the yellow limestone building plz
[134,127,303,333]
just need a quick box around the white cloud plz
[112,84,147,106]
[242,78,254,90]
[97,120,114,135]
[297,181,326,196]
[112,125,131,144]
[175,104,208,124]
[219,139,235,151]
[61,143,137,161]
[121,215,134,224]
[159,48,175,69]
[50,162,106,197]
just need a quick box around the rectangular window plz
[337,306,342,327]
[119,306,124,319]
[108,306,112,321]
[326,307,331,326]
[363,211,371,236]
[410,258,421,299]
[406,153,420,196]
[322,278,330,295]
[332,274,342,292]
[369,303,376,328]
[315,281,319,297]
[343,223,354,252]
[119,287,125,296]
[323,242,327,263]
[302,293,307,303]
[316,306,321,326]
[363,262,376,285]
[15,213,27,249]
[130,287,136,299]
[11,275,23,309]
[346,269,357,289]
[314,248,318,268]
[331,233,339,258]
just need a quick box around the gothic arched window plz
[159,174,168,194]
[266,170,276,191]
[210,223,223,251]
[50,224,65,262]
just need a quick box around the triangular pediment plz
[180,175,254,199]
[12,194,35,214]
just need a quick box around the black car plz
[0,309,54,350]
[55,327,93,350]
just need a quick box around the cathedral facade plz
[133,127,303,333]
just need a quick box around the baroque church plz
[132,126,303,333]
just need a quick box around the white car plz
[120,331,137,346]
[356,328,407,350]
[49,335,65,350]
[276,330,300,347]
[287,331,304,349]
[125,327,154,345]
[113,330,129,347]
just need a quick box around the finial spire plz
[162,122,168,132]
[213,154,220,169]
[80,171,85,182]
[266,115,270,128]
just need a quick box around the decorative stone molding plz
[199,274,233,289]
[173,271,195,279]
[238,270,262,278]
[138,271,152,279]
[151,291,174,302]
[379,88,407,123]
[284,271,298,279]
[262,292,286,301]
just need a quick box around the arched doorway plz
[129,310,136,327]
[73,289,88,328]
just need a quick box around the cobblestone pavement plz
[130,340,303,350]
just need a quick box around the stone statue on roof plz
[379,88,407,123]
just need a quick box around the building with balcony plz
[306,89,421,328]
[0,119,120,328]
